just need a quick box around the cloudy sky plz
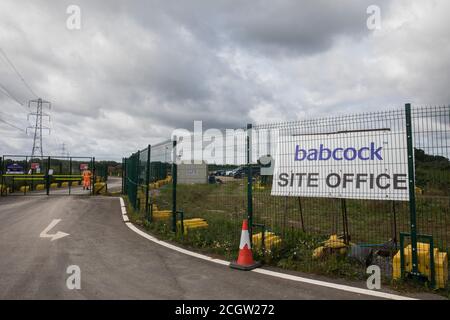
[0,0,449,160]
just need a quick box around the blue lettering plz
[332,148,343,160]
[358,147,370,160]
[343,147,357,160]
[319,144,332,160]
[370,142,383,160]
[294,143,383,161]
[307,149,318,160]
[295,145,306,161]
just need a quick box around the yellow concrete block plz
[50,183,58,189]
[405,243,431,276]
[179,218,206,225]
[61,182,69,188]
[393,251,402,280]
[154,209,171,215]
[253,183,266,191]
[177,218,208,235]
[313,246,326,259]
[393,243,448,288]
[20,186,30,192]
[0,184,8,194]
[71,181,79,186]
[152,210,171,221]
[1,184,11,194]
[183,223,208,234]
[434,252,448,289]
[324,234,346,249]
[94,182,106,194]
[252,232,282,249]
[36,184,45,191]
[181,221,207,229]
[252,231,273,244]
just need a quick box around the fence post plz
[145,145,151,222]
[247,123,254,240]
[135,151,140,209]
[405,103,419,276]
[46,156,51,195]
[121,158,124,194]
[122,158,127,195]
[172,139,177,232]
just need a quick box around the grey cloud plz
[0,0,448,160]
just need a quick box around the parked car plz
[215,169,227,176]
[232,166,261,179]
[226,170,234,176]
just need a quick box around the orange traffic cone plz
[230,219,261,271]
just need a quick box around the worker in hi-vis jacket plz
[82,169,92,190]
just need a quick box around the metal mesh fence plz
[175,128,248,257]
[123,104,450,288]
[0,156,104,195]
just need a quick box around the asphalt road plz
[0,194,435,300]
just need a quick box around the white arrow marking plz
[40,219,70,241]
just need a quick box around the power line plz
[0,82,27,108]
[0,47,38,98]
[0,109,27,123]
[0,116,25,132]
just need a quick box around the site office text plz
[277,143,408,191]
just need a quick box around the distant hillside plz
[415,148,450,195]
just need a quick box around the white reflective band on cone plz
[239,230,251,249]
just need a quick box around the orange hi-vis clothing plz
[82,170,92,188]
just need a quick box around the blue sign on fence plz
[6,163,24,174]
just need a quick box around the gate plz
[0,155,104,196]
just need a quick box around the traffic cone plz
[230,219,261,271]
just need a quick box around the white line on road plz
[118,197,416,300]
[40,219,70,241]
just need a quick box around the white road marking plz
[40,219,70,241]
[252,268,415,300]
[118,197,416,300]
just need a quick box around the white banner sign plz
[271,130,410,201]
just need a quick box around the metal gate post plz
[46,157,51,195]
[247,123,254,240]
[172,139,177,232]
[145,145,151,222]
[405,103,419,276]
[25,156,29,193]
[92,157,96,196]
[69,157,72,195]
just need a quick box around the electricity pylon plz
[61,142,69,157]
[27,98,51,158]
